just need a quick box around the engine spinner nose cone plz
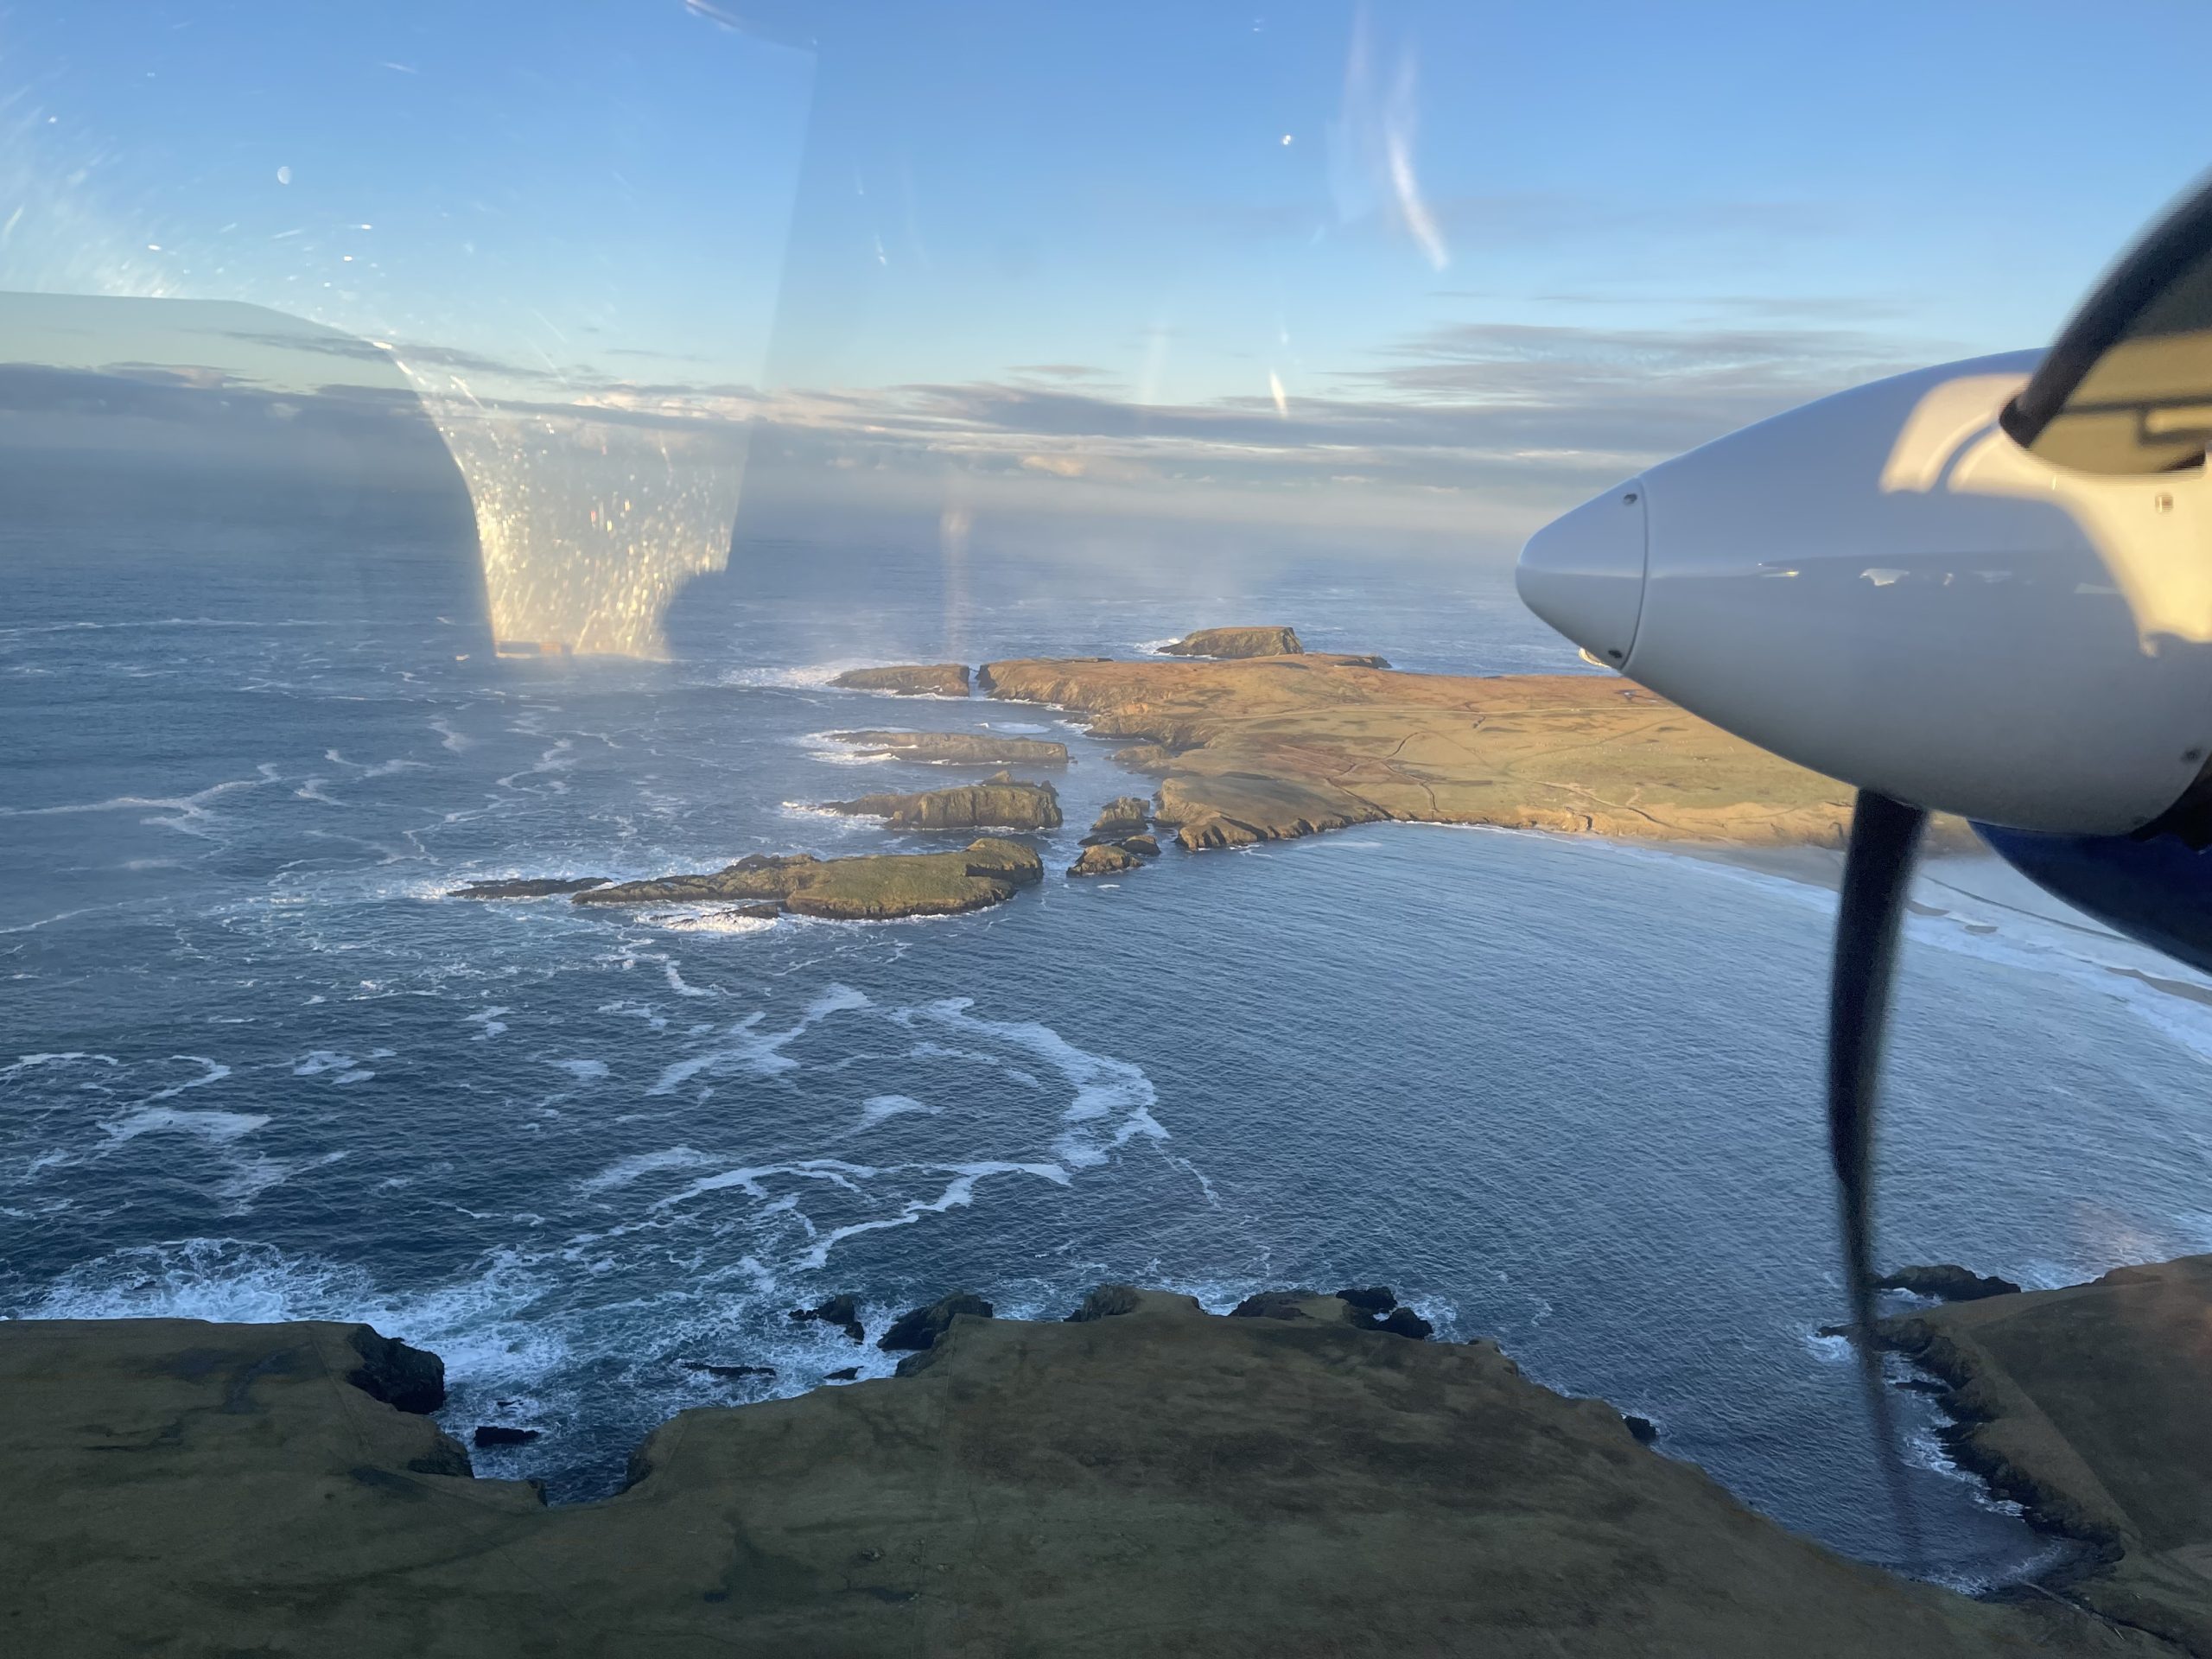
[1516,482,1649,667]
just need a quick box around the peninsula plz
[976,647,1896,850]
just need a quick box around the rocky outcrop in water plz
[1087,796,1153,837]
[449,876,609,899]
[823,729,1069,766]
[976,652,1911,853]
[683,1362,776,1380]
[1069,842,1141,877]
[831,664,971,696]
[1874,1264,2022,1302]
[876,1290,994,1353]
[573,839,1043,920]
[1160,626,1304,658]
[821,771,1062,831]
[789,1294,866,1343]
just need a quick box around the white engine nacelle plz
[1517,351,2212,836]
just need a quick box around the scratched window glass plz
[7,6,2212,1649]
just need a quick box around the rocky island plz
[819,770,1063,830]
[1070,796,1160,877]
[569,838,1042,919]
[1159,624,1305,658]
[0,1287,2152,1656]
[830,663,972,696]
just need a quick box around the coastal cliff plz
[819,770,1064,830]
[1881,1256,2212,1651]
[0,1295,2147,1656]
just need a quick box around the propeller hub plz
[1515,481,1647,669]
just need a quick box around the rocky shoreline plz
[2,1284,2162,1655]
[1867,1255,2212,1649]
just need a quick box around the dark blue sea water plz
[9,482,2212,1592]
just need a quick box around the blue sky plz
[4,1,2211,545]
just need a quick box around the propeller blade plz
[1829,787,1928,1559]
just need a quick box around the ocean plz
[8,474,2212,1593]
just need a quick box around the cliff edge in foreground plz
[1885,1255,2212,1653]
[0,1295,2145,1656]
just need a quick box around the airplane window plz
[9,7,2212,1652]
[2006,180,2212,473]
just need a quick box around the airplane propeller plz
[1827,789,1927,1551]
[1517,174,2212,1561]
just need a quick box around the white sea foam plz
[579,1146,715,1193]
[657,910,776,937]
[296,1049,389,1082]
[777,801,874,828]
[466,1007,511,1041]
[796,1161,1071,1268]
[856,1093,938,1128]
[0,770,275,839]
[0,1052,118,1078]
[647,985,871,1096]
[293,777,341,805]
[326,750,429,779]
[655,1158,878,1210]
[142,1055,232,1103]
[102,1106,270,1144]
[216,1148,348,1209]
[428,716,475,753]
[793,732,899,766]
[899,997,1166,1168]
[553,1058,610,1084]
[721,664,857,690]
[22,1240,570,1417]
